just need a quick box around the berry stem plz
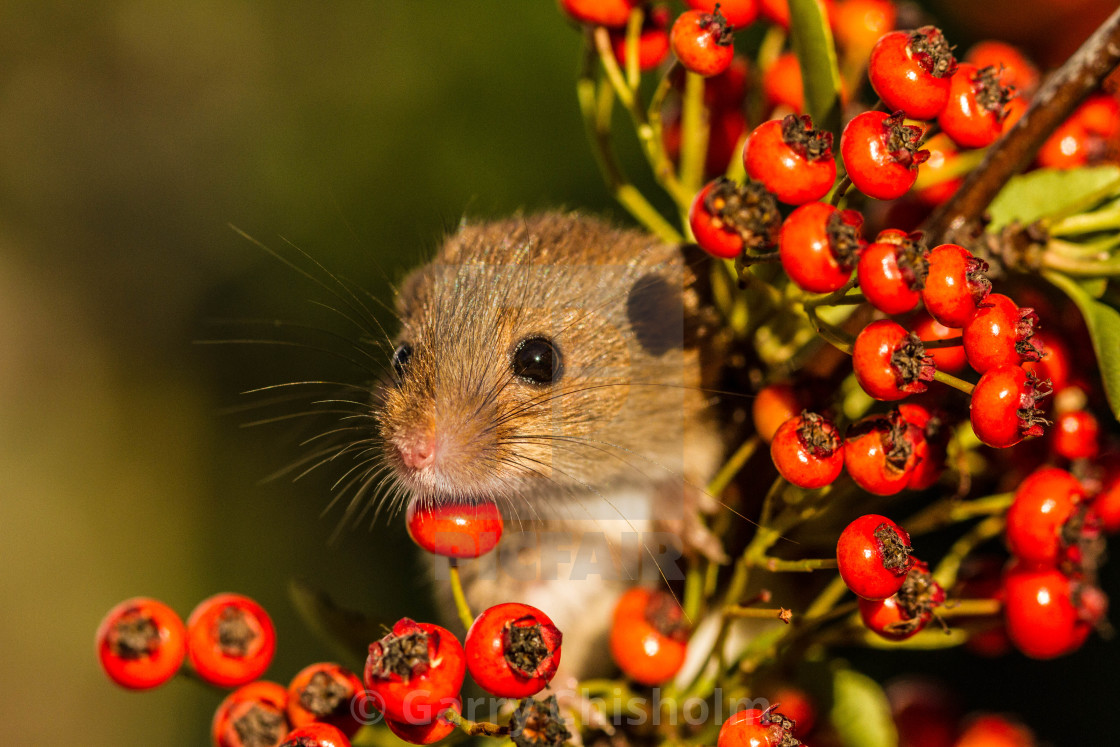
[679,69,711,197]
[905,492,1015,535]
[1041,249,1120,277]
[594,27,692,210]
[442,708,510,738]
[706,435,760,498]
[932,369,976,395]
[921,5,1120,244]
[937,598,1003,618]
[921,335,963,349]
[577,51,683,243]
[722,605,794,621]
[829,174,852,207]
[446,560,475,632]
[758,556,840,572]
[1051,206,1120,237]
[932,514,1007,589]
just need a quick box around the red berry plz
[95,597,186,690]
[868,27,957,120]
[969,365,1051,448]
[464,602,562,698]
[1037,93,1120,169]
[778,201,864,292]
[689,178,782,259]
[831,0,896,58]
[858,560,945,641]
[405,498,503,559]
[856,232,929,315]
[762,52,804,113]
[771,686,815,735]
[280,723,352,747]
[770,411,845,488]
[609,7,671,72]
[955,713,1037,747]
[187,593,276,688]
[840,110,930,200]
[558,0,639,28]
[742,115,837,205]
[686,0,759,29]
[609,587,689,685]
[939,63,1014,149]
[752,382,803,443]
[213,681,290,747]
[1002,564,1100,659]
[844,410,920,496]
[671,9,735,77]
[364,618,466,725]
[914,312,966,374]
[1005,466,1084,567]
[718,708,801,747]
[385,697,461,745]
[286,663,367,737]
[1053,408,1100,461]
[836,514,915,600]
[853,320,935,401]
[921,243,992,328]
[915,133,965,206]
[962,293,1041,373]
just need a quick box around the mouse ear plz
[677,243,724,352]
[626,243,724,357]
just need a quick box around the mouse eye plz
[391,343,413,380]
[512,336,562,385]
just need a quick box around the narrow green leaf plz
[788,0,843,137]
[289,578,387,666]
[831,667,898,747]
[987,166,1120,230]
[1045,270,1120,421]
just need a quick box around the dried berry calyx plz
[826,209,864,268]
[780,113,834,162]
[889,332,936,390]
[908,26,957,78]
[299,671,349,717]
[509,695,572,747]
[883,112,930,167]
[704,177,782,253]
[109,612,160,659]
[973,65,1016,116]
[795,410,842,458]
[234,704,286,747]
[881,409,916,470]
[1017,371,1053,439]
[644,588,690,641]
[503,617,561,678]
[215,606,259,657]
[368,620,432,680]
[891,562,946,634]
[759,707,803,747]
[965,255,993,304]
[697,7,734,46]
[875,521,914,575]
[894,235,930,290]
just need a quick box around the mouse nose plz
[396,430,436,471]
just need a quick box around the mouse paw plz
[653,483,729,564]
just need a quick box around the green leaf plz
[289,578,388,667]
[788,0,843,137]
[1045,270,1120,421]
[831,667,898,747]
[987,166,1120,230]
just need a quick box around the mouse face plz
[375,213,722,522]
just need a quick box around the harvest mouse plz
[376,212,730,680]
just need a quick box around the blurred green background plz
[1,2,1116,745]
